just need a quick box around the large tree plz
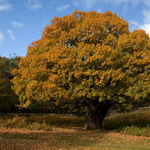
[12,10,150,130]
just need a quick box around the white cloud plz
[30,4,42,9]
[97,8,102,13]
[26,0,42,10]
[130,20,140,29]
[7,30,15,40]
[71,0,79,6]
[0,0,12,11]
[63,4,70,10]
[0,4,11,11]
[140,0,150,24]
[129,0,150,36]
[84,0,98,10]
[142,8,150,23]
[27,0,31,5]
[142,0,150,7]
[0,31,4,46]
[130,21,150,36]
[12,22,24,28]
[56,4,70,12]
[139,24,150,36]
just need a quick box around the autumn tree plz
[12,10,150,130]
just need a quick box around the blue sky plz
[0,0,150,57]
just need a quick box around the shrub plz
[119,125,150,137]
[103,111,150,130]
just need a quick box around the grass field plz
[1,128,150,150]
[0,111,150,150]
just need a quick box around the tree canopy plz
[12,10,150,130]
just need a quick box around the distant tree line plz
[0,55,20,113]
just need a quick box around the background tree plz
[3,54,21,80]
[0,55,20,112]
[12,10,150,130]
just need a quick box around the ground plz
[0,127,150,150]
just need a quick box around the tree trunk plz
[83,100,113,130]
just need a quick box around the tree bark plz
[83,100,113,130]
